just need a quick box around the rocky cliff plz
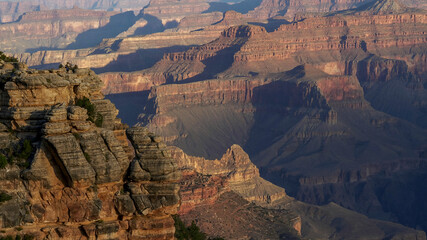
[135,6,427,229]
[142,0,211,25]
[0,1,44,23]
[0,60,180,239]
[1,0,149,13]
[138,9,426,88]
[170,144,426,239]
[248,0,427,19]
[0,8,119,53]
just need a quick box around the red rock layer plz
[141,11,425,89]
[0,63,181,239]
[101,72,167,94]
[235,13,427,62]
[149,78,268,113]
[171,144,292,213]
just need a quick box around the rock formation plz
[0,60,180,239]
[248,0,427,19]
[1,0,149,13]
[171,144,426,239]
[0,8,119,53]
[142,0,211,25]
[0,1,44,23]
[132,1,427,231]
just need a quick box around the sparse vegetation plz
[73,132,81,141]
[84,152,91,162]
[88,185,98,193]
[173,215,224,240]
[18,140,33,160]
[0,154,7,169]
[14,227,22,232]
[76,97,103,127]
[22,235,34,240]
[0,51,18,62]
[94,113,104,128]
[64,62,78,71]
[0,235,33,240]
[0,192,12,203]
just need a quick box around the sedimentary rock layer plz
[0,8,118,53]
[0,61,180,239]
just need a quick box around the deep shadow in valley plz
[66,11,140,50]
[106,90,150,126]
[91,45,194,74]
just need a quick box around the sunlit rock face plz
[0,62,180,239]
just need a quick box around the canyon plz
[1,0,427,238]
[122,0,427,233]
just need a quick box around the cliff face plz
[142,0,211,24]
[135,8,427,229]
[0,8,121,53]
[1,0,149,12]
[248,0,427,19]
[138,10,426,89]
[0,1,44,23]
[170,144,426,239]
[171,144,300,239]
[0,61,180,239]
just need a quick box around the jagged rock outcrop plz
[171,144,426,239]
[0,62,180,239]
[172,144,300,239]
[173,145,290,208]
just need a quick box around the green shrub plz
[174,215,216,240]
[0,51,18,62]
[22,235,34,240]
[76,97,103,127]
[84,152,91,162]
[0,192,12,203]
[94,113,104,127]
[0,154,7,169]
[73,133,81,141]
[76,97,95,120]
[18,140,33,160]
